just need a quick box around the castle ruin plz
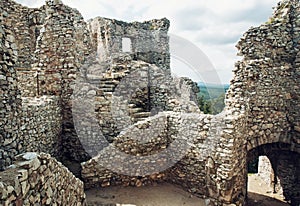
[0,0,299,205]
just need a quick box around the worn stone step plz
[128,107,143,114]
[131,112,151,118]
[99,87,115,92]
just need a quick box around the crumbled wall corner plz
[0,152,86,205]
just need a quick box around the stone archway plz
[247,143,300,206]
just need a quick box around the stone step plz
[99,80,118,85]
[128,104,137,108]
[128,107,143,114]
[131,112,151,119]
[99,83,116,88]
[99,87,115,92]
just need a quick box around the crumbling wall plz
[226,0,300,151]
[81,111,233,200]
[222,0,300,205]
[32,0,92,162]
[258,156,282,193]
[2,95,62,170]
[1,0,93,169]
[88,17,170,72]
[247,143,300,205]
[0,3,62,170]
[1,0,46,69]
[79,16,199,141]
[81,1,300,205]
[274,150,300,205]
[0,1,22,170]
[2,0,94,164]
[0,152,85,205]
[19,97,62,156]
[1,0,299,205]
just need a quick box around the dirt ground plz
[247,174,289,206]
[85,174,289,206]
[86,183,206,206]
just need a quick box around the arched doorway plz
[247,143,300,206]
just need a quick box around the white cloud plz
[15,0,276,84]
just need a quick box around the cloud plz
[225,4,274,24]
[173,7,214,31]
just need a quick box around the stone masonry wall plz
[1,0,46,69]
[16,69,37,97]
[19,97,62,157]
[0,0,65,170]
[1,0,94,165]
[33,0,92,162]
[2,96,62,170]
[258,156,282,193]
[0,1,22,170]
[81,1,299,205]
[81,111,236,201]
[223,0,300,205]
[1,0,299,205]
[247,143,300,205]
[0,152,85,205]
[88,17,170,72]
[78,17,198,142]
[226,0,300,152]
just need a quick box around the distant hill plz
[197,82,230,100]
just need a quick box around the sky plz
[15,0,276,84]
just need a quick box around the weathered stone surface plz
[0,0,299,206]
[0,152,86,205]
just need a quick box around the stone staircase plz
[128,103,151,123]
[86,65,152,140]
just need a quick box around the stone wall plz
[224,0,300,205]
[73,0,300,205]
[0,152,85,205]
[2,95,62,170]
[258,156,282,193]
[74,0,299,204]
[0,1,22,170]
[16,69,38,97]
[1,0,46,69]
[0,0,299,205]
[258,156,275,187]
[1,0,198,165]
[87,17,170,72]
[20,97,62,156]
[81,111,236,201]
[77,57,199,142]
[1,0,94,165]
[32,0,92,162]
[226,0,300,152]
[247,143,300,205]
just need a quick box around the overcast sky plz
[15,0,276,84]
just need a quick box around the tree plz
[210,93,225,115]
[197,95,212,114]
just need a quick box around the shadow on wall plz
[247,143,300,205]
